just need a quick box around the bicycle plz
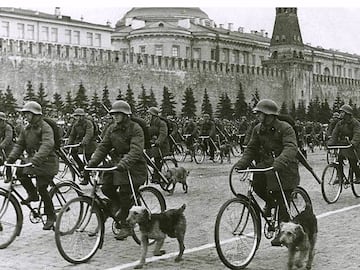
[321,144,360,204]
[169,133,186,162]
[214,165,312,269]
[54,166,166,264]
[0,162,81,249]
[144,146,178,193]
[193,135,221,164]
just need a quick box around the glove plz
[154,140,160,146]
[116,163,126,172]
[31,158,41,167]
[87,160,98,168]
[6,157,16,164]
[234,160,247,170]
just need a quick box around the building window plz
[1,21,9,37]
[48,44,52,56]
[348,69,352,78]
[74,47,79,58]
[41,26,49,41]
[17,23,25,39]
[155,45,163,56]
[73,31,80,45]
[315,62,321,74]
[83,48,87,58]
[186,47,191,59]
[28,42,33,54]
[140,46,146,54]
[65,46,69,58]
[336,65,341,76]
[57,45,61,56]
[211,49,216,60]
[65,29,71,44]
[94,33,101,47]
[232,50,239,64]
[252,54,256,65]
[38,43,42,54]
[275,35,279,42]
[27,24,34,40]
[193,48,201,60]
[281,35,286,41]
[51,28,58,42]
[86,32,93,46]
[172,46,179,57]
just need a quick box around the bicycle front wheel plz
[0,190,23,249]
[321,163,342,204]
[49,181,82,215]
[350,169,360,197]
[289,186,312,217]
[132,186,166,245]
[173,143,186,162]
[193,143,205,164]
[215,197,260,270]
[55,196,104,264]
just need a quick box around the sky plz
[3,0,360,55]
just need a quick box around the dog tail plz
[179,204,186,212]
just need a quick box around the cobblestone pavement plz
[1,150,360,270]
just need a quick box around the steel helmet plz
[332,112,340,118]
[340,104,353,115]
[253,99,279,115]
[109,100,132,115]
[148,107,160,116]
[0,112,6,120]
[72,108,86,116]
[20,101,42,115]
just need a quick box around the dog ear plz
[293,224,305,246]
[144,208,151,221]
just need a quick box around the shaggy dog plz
[279,204,317,270]
[164,167,189,194]
[219,141,232,163]
[127,204,187,269]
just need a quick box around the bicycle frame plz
[143,150,171,187]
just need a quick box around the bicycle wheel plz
[231,142,242,157]
[229,166,251,197]
[289,186,312,218]
[215,197,260,270]
[321,163,342,204]
[193,143,205,164]
[160,157,178,192]
[0,190,23,249]
[173,143,186,162]
[350,168,360,197]
[49,181,82,215]
[55,196,104,264]
[132,186,167,245]
[54,161,76,183]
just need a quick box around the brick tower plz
[263,8,313,107]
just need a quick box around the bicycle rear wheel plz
[173,143,186,162]
[55,196,104,264]
[193,143,205,164]
[0,190,23,249]
[49,181,82,215]
[215,197,260,270]
[321,163,342,204]
[132,186,166,245]
[289,186,312,217]
[350,169,360,197]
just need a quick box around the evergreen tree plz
[64,91,74,114]
[89,91,101,115]
[296,100,306,121]
[160,86,176,117]
[136,84,150,117]
[215,92,233,120]
[116,88,123,100]
[52,92,64,117]
[181,87,197,118]
[0,90,4,110]
[289,100,296,119]
[215,93,225,118]
[280,101,288,115]
[24,80,36,101]
[250,88,260,108]
[332,93,344,112]
[148,87,158,107]
[74,82,89,109]
[319,99,332,123]
[4,85,17,115]
[125,83,137,114]
[36,83,50,113]
[307,96,321,122]
[233,82,247,119]
[201,88,213,117]
[101,85,112,116]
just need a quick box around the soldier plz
[199,113,216,161]
[234,99,300,246]
[0,112,14,182]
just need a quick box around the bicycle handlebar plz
[4,162,33,168]
[198,135,210,139]
[326,145,352,150]
[84,166,118,172]
[63,143,82,149]
[234,166,274,173]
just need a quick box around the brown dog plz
[164,167,189,194]
[127,204,187,269]
[219,141,231,163]
[279,204,317,270]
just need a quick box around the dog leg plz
[183,183,188,193]
[153,238,166,256]
[175,235,185,262]
[287,248,296,270]
[306,234,317,270]
[134,235,149,269]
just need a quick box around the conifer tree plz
[215,93,233,119]
[160,86,176,117]
[280,101,288,115]
[4,85,17,114]
[250,88,260,108]
[125,83,136,114]
[24,80,36,101]
[201,88,213,117]
[116,88,123,100]
[319,99,331,123]
[89,91,101,115]
[36,83,50,113]
[0,90,4,110]
[52,92,64,117]
[181,87,197,118]
[101,85,112,116]
[296,100,306,121]
[332,93,344,112]
[137,84,150,117]
[233,82,247,119]
[148,87,158,107]
[64,91,74,114]
[289,100,296,119]
[74,82,89,109]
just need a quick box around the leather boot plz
[21,193,39,205]
[43,215,56,230]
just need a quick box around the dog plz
[219,141,232,163]
[164,167,189,194]
[279,204,317,270]
[127,204,186,269]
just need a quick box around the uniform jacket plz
[0,122,14,155]
[200,120,216,139]
[328,117,360,158]
[148,116,170,156]
[184,120,199,138]
[8,117,59,176]
[89,118,147,186]
[237,118,300,191]
[68,118,97,153]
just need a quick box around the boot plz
[115,224,132,241]
[271,232,282,246]
[43,215,56,230]
[21,193,39,205]
[79,172,90,185]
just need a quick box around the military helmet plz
[20,101,42,115]
[340,104,353,115]
[253,99,279,116]
[148,107,160,116]
[0,112,6,120]
[332,112,340,118]
[72,108,86,116]
[109,100,132,115]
